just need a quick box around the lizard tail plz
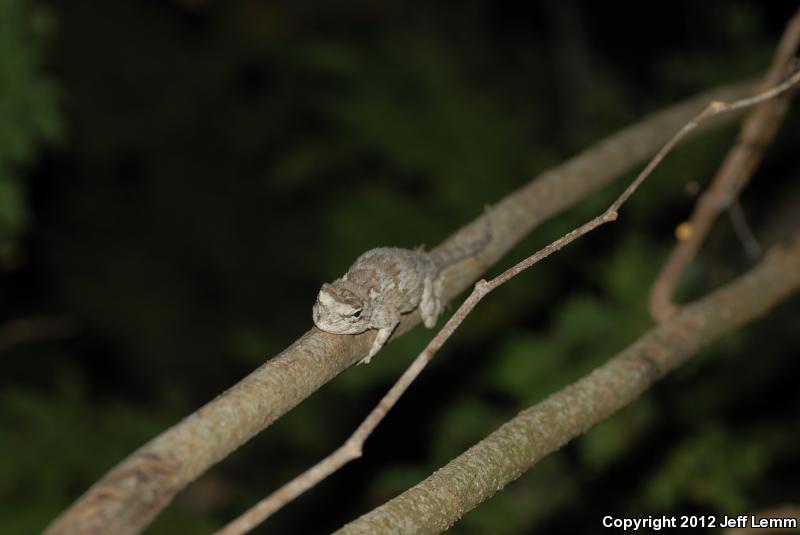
[428,206,493,272]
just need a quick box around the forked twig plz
[215,69,800,535]
[649,7,800,322]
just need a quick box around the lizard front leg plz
[359,326,393,365]
[359,308,401,365]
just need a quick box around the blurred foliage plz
[1,1,799,534]
[0,380,190,532]
[0,0,61,266]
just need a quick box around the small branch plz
[44,80,756,535]
[649,7,800,322]
[337,235,800,534]
[727,199,763,259]
[215,72,800,535]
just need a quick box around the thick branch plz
[44,80,753,535]
[337,234,800,535]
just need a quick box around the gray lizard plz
[313,215,492,364]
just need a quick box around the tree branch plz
[336,232,800,535]
[649,7,800,321]
[44,80,754,535]
[215,71,800,535]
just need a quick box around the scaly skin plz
[313,217,491,364]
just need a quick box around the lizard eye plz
[352,309,362,318]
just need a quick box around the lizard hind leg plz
[420,276,445,329]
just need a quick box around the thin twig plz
[215,66,800,535]
[727,199,763,259]
[649,7,800,322]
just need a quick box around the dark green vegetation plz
[2,1,799,533]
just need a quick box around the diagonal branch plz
[215,70,800,535]
[44,80,755,535]
[338,233,800,535]
[649,7,800,322]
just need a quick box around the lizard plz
[312,213,492,364]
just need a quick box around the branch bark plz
[45,80,754,535]
[336,233,800,535]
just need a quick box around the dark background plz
[2,1,799,533]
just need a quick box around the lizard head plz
[313,282,369,334]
